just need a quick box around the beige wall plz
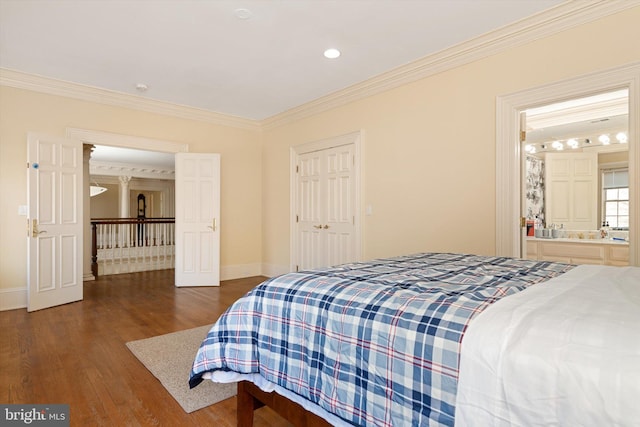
[0,87,262,292]
[90,183,120,218]
[261,7,640,270]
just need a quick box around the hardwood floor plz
[0,270,293,426]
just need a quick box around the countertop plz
[526,237,629,245]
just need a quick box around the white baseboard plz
[261,263,291,278]
[0,287,27,311]
[220,263,263,281]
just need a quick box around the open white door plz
[27,133,83,312]
[520,112,529,259]
[175,153,220,287]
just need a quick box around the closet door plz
[324,144,356,267]
[295,144,357,271]
[297,150,324,270]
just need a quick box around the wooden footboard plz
[237,381,333,427]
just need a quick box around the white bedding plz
[455,264,640,426]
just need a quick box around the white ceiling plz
[526,89,629,146]
[0,0,563,121]
[91,145,176,169]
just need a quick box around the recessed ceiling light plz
[135,83,148,92]
[324,48,341,59]
[234,8,252,20]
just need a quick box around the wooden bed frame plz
[237,381,333,427]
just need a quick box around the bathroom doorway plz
[520,89,629,265]
[495,63,639,266]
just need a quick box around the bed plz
[189,252,640,426]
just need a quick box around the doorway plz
[496,62,640,266]
[68,128,187,280]
[521,89,629,265]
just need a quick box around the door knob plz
[32,219,47,238]
[313,225,322,229]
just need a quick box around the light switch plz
[18,205,28,216]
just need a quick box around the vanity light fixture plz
[616,132,628,143]
[567,138,579,149]
[324,48,341,59]
[526,131,626,154]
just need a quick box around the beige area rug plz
[126,325,237,413]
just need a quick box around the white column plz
[119,176,132,218]
[83,144,95,281]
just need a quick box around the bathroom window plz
[602,168,629,229]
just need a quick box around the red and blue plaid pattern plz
[190,253,574,426]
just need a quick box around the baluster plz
[108,223,114,273]
[126,223,131,272]
[117,222,123,273]
[152,223,158,269]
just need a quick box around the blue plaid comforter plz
[189,253,575,426]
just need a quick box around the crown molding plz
[262,0,640,130]
[90,161,175,180]
[0,68,260,131]
[2,1,638,132]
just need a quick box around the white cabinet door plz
[27,133,83,311]
[545,152,598,230]
[175,153,220,287]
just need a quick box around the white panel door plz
[545,152,598,230]
[324,145,356,267]
[298,151,323,269]
[27,133,83,312]
[175,153,220,287]
[296,144,356,271]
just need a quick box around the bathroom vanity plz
[526,237,629,266]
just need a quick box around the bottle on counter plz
[534,216,543,237]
